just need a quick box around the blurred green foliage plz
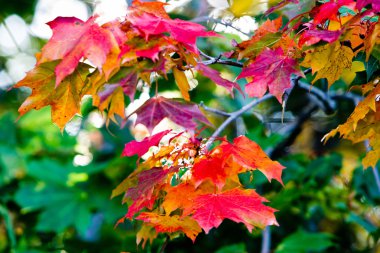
[0,1,379,253]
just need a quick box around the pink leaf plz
[196,63,243,95]
[122,130,171,157]
[130,96,211,133]
[238,48,303,103]
[39,16,119,86]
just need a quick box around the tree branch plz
[200,101,231,117]
[199,50,244,68]
[260,227,271,253]
[204,94,273,150]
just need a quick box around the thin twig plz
[159,235,170,253]
[205,94,273,150]
[200,101,231,117]
[199,50,244,68]
[297,81,336,114]
[2,20,21,52]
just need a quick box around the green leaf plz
[216,243,247,253]
[275,229,334,253]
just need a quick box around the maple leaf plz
[162,183,198,215]
[298,25,342,47]
[136,224,157,249]
[323,80,380,168]
[301,42,354,86]
[129,96,211,133]
[357,0,380,12]
[127,8,218,53]
[218,136,285,184]
[187,188,278,234]
[235,17,283,59]
[173,67,191,101]
[94,84,125,125]
[137,213,202,242]
[364,22,380,61]
[130,0,170,18]
[38,16,120,86]
[192,155,229,191]
[238,47,303,102]
[125,167,171,218]
[14,61,89,130]
[122,130,171,157]
[196,63,243,95]
[312,0,351,25]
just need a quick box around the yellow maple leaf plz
[341,61,366,85]
[136,224,157,249]
[137,212,202,242]
[301,42,354,87]
[173,67,191,101]
[14,61,90,130]
[323,79,380,168]
[228,0,268,17]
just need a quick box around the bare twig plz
[204,94,273,150]
[199,50,244,68]
[200,101,231,117]
[2,20,21,52]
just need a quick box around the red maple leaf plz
[38,16,119,86]
[127,11,218,53]
[312,0,352,25]
[187,188,278,233]
[122,130,171,157]
[218,136,284,184]
[299,24,342,46]
[238,47,303,102]
[192,155,228,190]
[129,96,211,133]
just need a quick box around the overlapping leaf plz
[301,42,354,86]
[186,188,278,234]
[14,61,89,129]
[129,96,211,132]
[238,47,303,102]
[38,16,120,86]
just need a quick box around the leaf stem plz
[159,235,170,253]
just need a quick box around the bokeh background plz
[0,0,379,252]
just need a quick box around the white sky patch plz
[0,15,31,56]
[212,15,257,41]
[207,0,258,40]
[88,111,105,128]
[6,53,36,83]
[92,0,128,24]
[30,0,89,39]
[160,0,192,13]
[0,71,13,89]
